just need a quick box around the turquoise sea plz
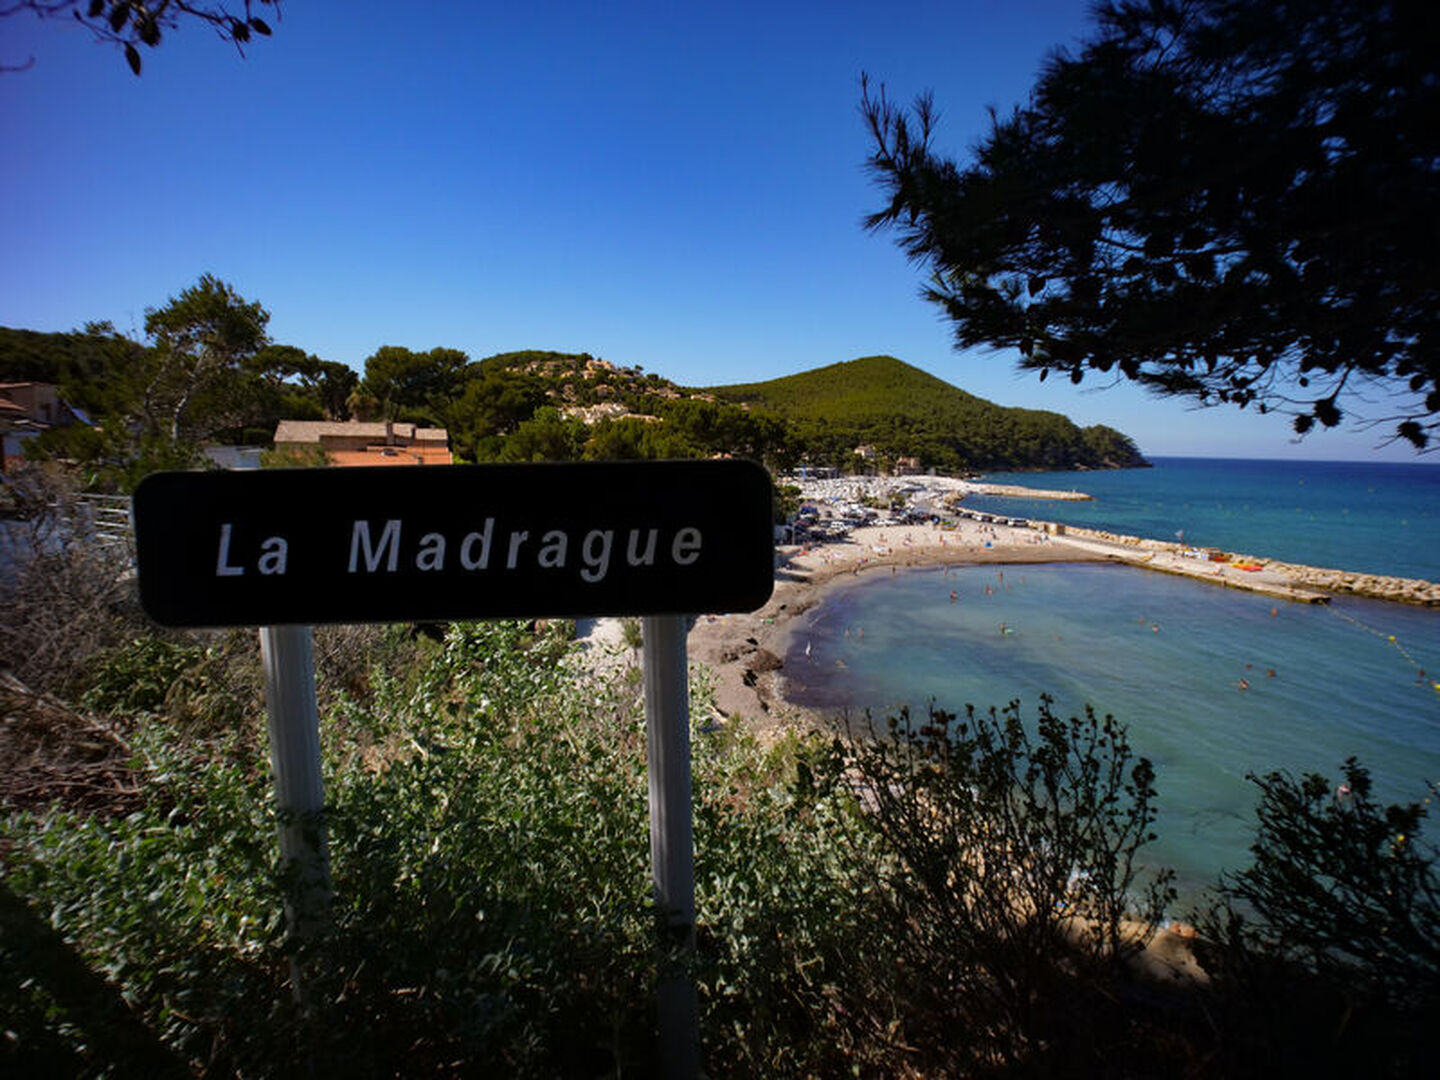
[783,458,1440,904]
[966,456,1440,582]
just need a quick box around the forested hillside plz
[3,283,1145,489]
[707,355,1146,471]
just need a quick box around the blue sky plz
[1,1,1428,462]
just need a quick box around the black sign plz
[133,460,775,627]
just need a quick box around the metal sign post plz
[642,613,699,1078]
[258,625,331,979]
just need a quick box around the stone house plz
[272,420,452,466]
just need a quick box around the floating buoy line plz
[1327,604,1439,691]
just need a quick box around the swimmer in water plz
[1238,678,1250,690]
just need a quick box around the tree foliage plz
[7,320,1145,482]
[1206,759,1440,998]
[246,344,357,421]
[2,1,278,75]
[444,366,549,461]
[495,405,587,462]
[142,272,270,443]
[2,280,359,486]
[863,0,1440,448]
[359,345,469,425]
[0,322,149,417]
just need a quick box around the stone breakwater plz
[1046,522,1440,607]
[786,473,1437,606]
[964,482,1093,501]
[1259,559,1440,606]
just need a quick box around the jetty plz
[781,472,1439,607]
[964,482,1093,501]
[1034,521,1440,607]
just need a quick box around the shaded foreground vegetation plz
[2,483,1437,1077]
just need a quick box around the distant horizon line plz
[1060,453,1438,467]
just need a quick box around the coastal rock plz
[749,648,784,673]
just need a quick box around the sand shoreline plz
[686,516,1113,736]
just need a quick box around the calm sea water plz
[785,459,1440,904]
[965,456,1440,582]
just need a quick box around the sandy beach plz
[687,513,1109,736]
[579,473,1440,738]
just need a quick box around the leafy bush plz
[1,722,286,1076]
[691,728,886,1076]
[23,613,1434,1076]
[2,621,879,1075]
[79,637,205,715]
[821,697,1178,1075]
[1197,760,1440,1077]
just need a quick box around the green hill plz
[703,355,1146,471]
[4,324,1143,475]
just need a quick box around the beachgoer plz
[949,590,958,603]
[1238,678,1250,690]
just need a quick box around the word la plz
[215,523,289,576]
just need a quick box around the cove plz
[783,562,1440,904]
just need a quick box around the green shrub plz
[821,697,1178,1075]
[80,637,205,715]
[691,727,887,1076]
[35,619,1439,1076]
[1197,760,1440,1077]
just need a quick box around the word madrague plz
[215,518,706,584]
